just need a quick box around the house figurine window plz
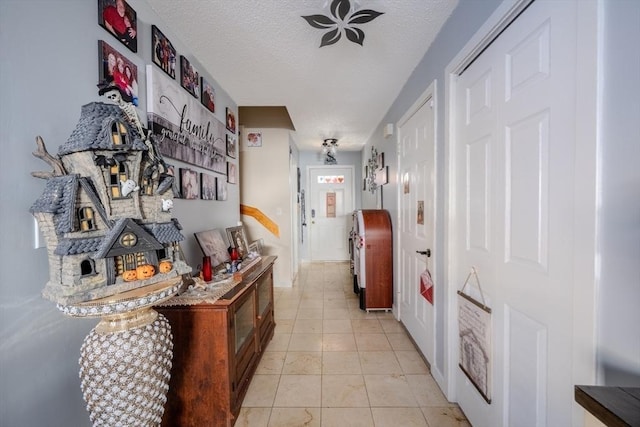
[80,259,96,276]
[78,207,96,231]
[141,175,154,196]
[120,232,137,247]
[111,121,129,146]
[109,163,129,198]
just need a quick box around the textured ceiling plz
[145,0,458,152]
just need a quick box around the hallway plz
[237,262,470,426]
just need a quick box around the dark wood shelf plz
[575,385,640,427]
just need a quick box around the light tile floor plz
[238,262,471,427]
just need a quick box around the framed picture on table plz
[226,226,249,259]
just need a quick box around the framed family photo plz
[227,162,237,184]
[180,55,200,98]
[200,77,215,113]
[200,173,216,200]
[226,134,237,159]
[179,168,199,200]
[246,131,262,147]
[226,107,236,134]
[98,0,137,53]
[98,40,138,101]
[226,226,249,259]
[216,179,228,201]
[151,25,176,79]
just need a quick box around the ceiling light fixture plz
[302,0,384,47]
[321,138,339,164]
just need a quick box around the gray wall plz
[597,0,640,385]
[0,1,239,425]
[361,0,503,378]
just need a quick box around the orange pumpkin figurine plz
[158,261,172,273]
[122,270,138,282]
[136,264,155,279]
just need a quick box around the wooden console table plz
[158,256,276,426]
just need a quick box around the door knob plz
[416,249,431,257]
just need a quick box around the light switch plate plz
[34,217,45,249]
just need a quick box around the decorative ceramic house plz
[31,90,191,307]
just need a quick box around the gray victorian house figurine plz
[30,84,190,426]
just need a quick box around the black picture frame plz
[151,25,176,79]
[226,134,237,159]
[98,40,138,101]
[98,0,137,53]
[216,179,227,201]
[179,168,199,200]
[200,76,215,113]
[180,55,200,99]
[200,173,216,200]
[227,162,236,184]
[226,107,236,134]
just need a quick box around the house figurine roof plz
[58,102,148,156]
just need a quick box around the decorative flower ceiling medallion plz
[302,0,384,47]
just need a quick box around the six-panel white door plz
[398,88,437,366]
[451,1,586,425]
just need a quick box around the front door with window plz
[308,166,354,261]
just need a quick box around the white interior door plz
[397,86,437,366]
[308,166,354,261]
[450,1,589,426]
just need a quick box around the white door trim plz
[442,0,599,406]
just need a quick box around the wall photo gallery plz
[97,2,236,205]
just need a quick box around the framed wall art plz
[226,107,236,134]
[216,179,227,201]
[200,77,215,113]
[98,40,138,101]
[200,173,216,200]
[246,131,262,147]
[227,162,236,184]
[211,151,226,175]
[179,168,199,200]
[98,0,137,53]
[147,65,227,171]
[180,55,199,99]
[226,134,237,159]
[151,25,176,79]
[166,164,181,198]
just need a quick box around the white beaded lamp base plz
[79,309,173,426]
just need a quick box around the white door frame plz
[442,0,599,406]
